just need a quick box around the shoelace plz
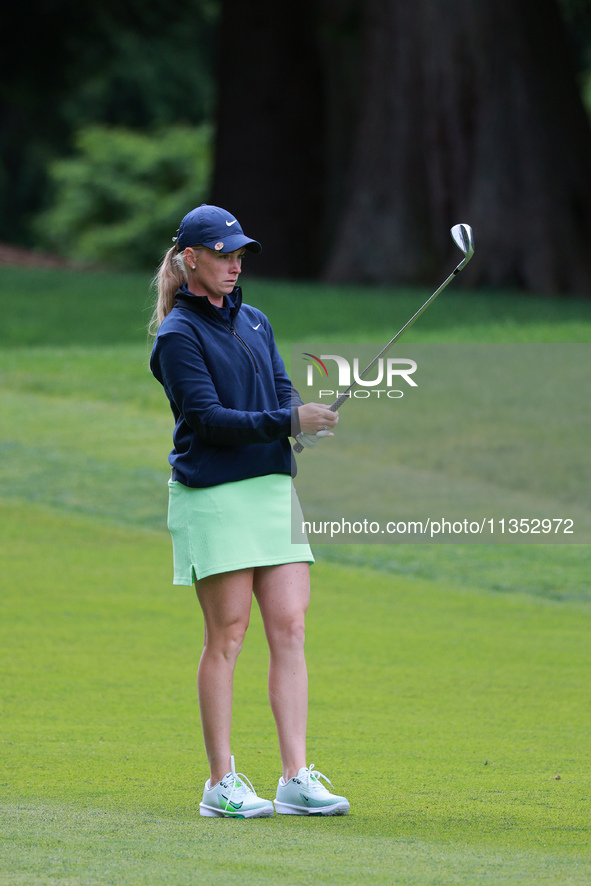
[300,764,333,792]
[222,756,257,807]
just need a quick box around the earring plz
[191,265,196,270]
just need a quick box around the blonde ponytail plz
[148,246,188,336]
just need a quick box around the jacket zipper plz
[216,317,259,373]
[230,326,259,373]
[204,297,259,373]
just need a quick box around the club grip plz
[330,392,350,411]
[293,391,349,454]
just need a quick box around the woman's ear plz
[184,248,196,270]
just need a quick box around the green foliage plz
[1,1,220,243]
[32,125,212,269]
[558,0,591,72]
[581,68,591,118]
[59,3,220,132]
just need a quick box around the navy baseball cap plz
[174,204,262,254]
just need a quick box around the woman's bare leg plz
[254,562,310,781]
[195,568,254,785]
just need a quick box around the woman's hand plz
[297,402,339,436]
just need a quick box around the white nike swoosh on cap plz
[226,219,237,226]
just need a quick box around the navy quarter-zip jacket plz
[150,285,303,488]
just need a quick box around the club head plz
[451,223,474,264]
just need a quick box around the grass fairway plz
[2,502,590,885]
[1,266,590,884]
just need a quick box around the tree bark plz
[210,0,326,278]
[325,0,591,294]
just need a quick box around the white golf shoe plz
[199,756,274,818]
[274,764,350,816]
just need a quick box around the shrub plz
[32,125,212,268]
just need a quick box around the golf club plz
[294,223,474,453]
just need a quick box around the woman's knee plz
[267,612,306,653]
[205,617,250,663]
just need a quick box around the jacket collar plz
[174,284,243,321]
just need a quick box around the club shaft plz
[293,230,472,452]
[329,263,463,409]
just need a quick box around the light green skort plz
[167,472,314,585]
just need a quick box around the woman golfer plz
[149,204,349,818]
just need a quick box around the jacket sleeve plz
[153,330,297,446]
[264,319,303,436]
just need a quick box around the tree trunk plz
[210,0,326,278]
[325,0,591,294]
